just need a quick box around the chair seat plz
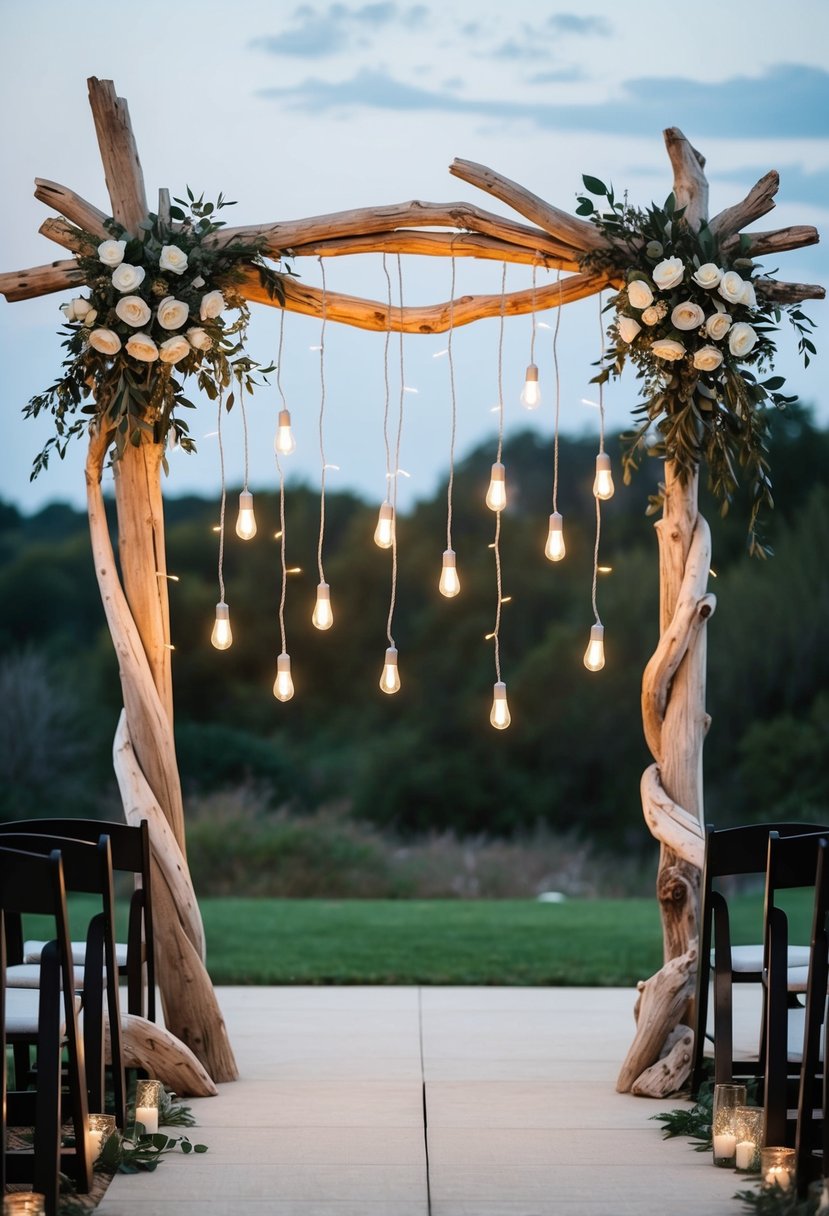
[24,938,129,968]
[4,987,81,1037]
[711,943,812,972]
[6,963,88,990]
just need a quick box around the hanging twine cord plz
[381,254,393,496]
[386,255,406,649]
[275,308,287,409]
[276,451,288,653]
[597,291,607,457]
[552,267,563,513]
[529,259,538,366]
[215,381,227,603]
[446,246,458,550]
[239,390,250,491]
[592,292,605,625]
[492,261,508,681]
[316,257,328,584]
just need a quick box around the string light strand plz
[446,248,458,552]
[552,268,563,513]
[316,257,328,584]
[216,384,227,603]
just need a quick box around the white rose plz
[115,294,152,328]
[740,281,757,309]
[718,270,745,304]
[125,332,159,363]
[693,345,724,372]
[704,312,732,341]
[199,290,225,321]
[670,301,705,331]
[191,275,206,289]
[88,328,122,355]
[627,280,654,310]
[728,322,758,358]
[186,326,212,351]
[159,335,191,364]
[641,303,666,326]
[83,309,98,326]
[157,296,190,330]
[651,338,686,361]
[652,257,685,290]
[159,245,189,276]
[692,263,722,289]
[97,239,126,267]
[60,297,95,323]
[617,316,642,344]
[112,263,147,293]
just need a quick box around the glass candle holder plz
[134,1078,163,1134]
[712,1083,746,1167]
[88,1112,118,1159]
[4,1196,47,1215]
[733,1106,763,1173]
[761,1146,796,1191]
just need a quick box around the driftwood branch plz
[617,948,697,1094]
[34,178,110,239]
[87,77,148,236]
[708,171,779,239]
[286,229,579,269]
[631,1023,694,1097]
[0,259,85,302]
[39,216,88,255]
[107,1014,217,1099]
[663,129,708,231]
[756,278,826,303]
[640,764,705,870]
[721,224,820,259]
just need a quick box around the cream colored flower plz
[186,326,212,351]
[670,301,705,331]
[718,270,745,304]
[199,290,225,321]
[650,338,686,361]
[627,280,654,309]
[692,263,722,289]
[157,296,190,330]
[617,316,642,343]
[61,297,95,323]
[728,322,758,358]
[88,327,122,356]
[97,239,126,267]
[159,335,191,364]
[111,263,147,293]
[740,280,758,308]
[652,258,685,290]
[159,245,189,276]
[115,295,152,328]
[641,302,667,326]
[704,312,732,341]
[125,332,159,362]
[693,345,724,372]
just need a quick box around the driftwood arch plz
[0,78,823,1098]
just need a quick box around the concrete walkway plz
[98,986,751,1216]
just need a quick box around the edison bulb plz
[379,645,400,694]
[273,652,295,701]
[593,453,615,501]
[235,490,257,539]
[374,501,395,548]
[275,408,296,455]
[490,681,511,730]
[210,601,232,650]
[584,623,606,672]
[439,549,460,598]
[520,363,541,410]
[312,581,333,630]
[486,462,506,512]
[545,512,566,562]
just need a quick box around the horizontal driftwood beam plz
[708,170,779,239]
[756,277,825,303]
[34,178,110,240]
[721,224,820,258]
[286,229,579,270]
[0,258,85,302]
[238,266,612,332]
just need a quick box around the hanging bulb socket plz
[439,548,460,598]
[379,645,401,695]
[374,500,395,549]
[593,452,615,501]
[490,680,511,730]
[545,512,566,562]
[273,652,295,701]
[486,461,506,512]
[584,623,606,672]
[312,581,334,630]
[275,408,296,455]
[236,489,257,539]
[520,363,541,410]
[210,601,232,651]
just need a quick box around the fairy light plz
[585,293,607,673]
[210,384,232,651]
[274,308,296,455]
[439,246,460,598]
[592,306,615,502]
[235,392,257,540]
[272,448,295,701]
[520,260,541,409]
[545,268,566,562]
[375,254,395,550]
[312,257,334,632]
[379,255,406,695]
[489,263,511,729]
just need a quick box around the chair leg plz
[33,969,63,1216]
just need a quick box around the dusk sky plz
[1,0,826,514]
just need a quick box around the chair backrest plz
[704,822,829,882]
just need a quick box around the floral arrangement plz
[25,190,284,477]
[578,177,816,555]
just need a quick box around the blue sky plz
[1,0,826,514]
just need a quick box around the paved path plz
[98,986,754,1216]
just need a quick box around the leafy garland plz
[578,177,817,557]
[24,190,286,479]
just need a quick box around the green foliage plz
[651,1082,713,1151]
[735,1183,817,1215]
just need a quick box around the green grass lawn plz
[40,889,815,986]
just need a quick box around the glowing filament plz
[486,462,506,512]
[235,490,257,540]
[545,512,566,562]
[490,681,511,730]
[312,581,333,630]
[275,408,296,455]
[593,453,615,501]
[211,602,232,651]
[439,549,460,598]
[273,652,295,702]
[379,645,401,695]
[374,501,395,548]
[584,623,606,672]
[520,363,541,410]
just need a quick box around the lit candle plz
[713,1133,737,1159]
[135,1104,159,1134]
[765,1166,791,1190]
[735,1141,755,1170]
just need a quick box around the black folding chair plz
[690,820,829,1096]
[1,845,92,1214]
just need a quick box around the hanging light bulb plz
[273,652,295,701]
[486,462,506,512]
[235,490,257,539]
[490,681,511,730]
[545,512,566,562]
[274,408,296,455]
[593,453,615,501]
[374,500,395,548]
[210,601,232,650]
[584,623,606,672]
[520,363,541,410]
[379,645,400,695]
[312,581,333,630]
[439,549,460,598]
